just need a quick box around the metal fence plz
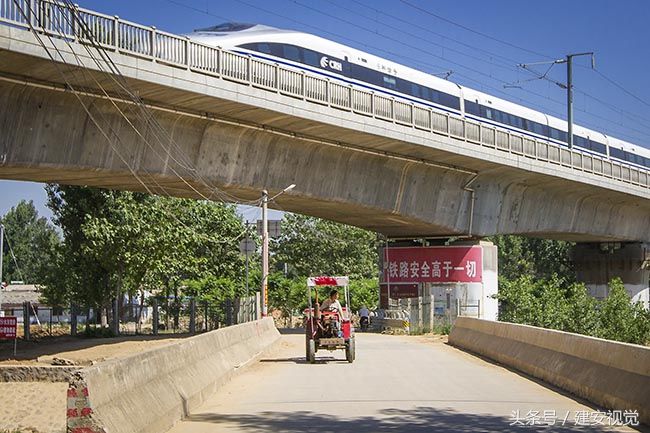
[0,0,648,191]
[379,297,481,334]
[4,293,260,340]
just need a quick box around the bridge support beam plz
[573,242,650,309]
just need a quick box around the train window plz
[574,136,588,149]
[383,76,397,89]
[303,49,319,67]
[269,43,284,58]
[590,141,606,154]
[197,23,255,32]
[550,128,567,142]
[440,93,460,110]
[464,100,480,116]
[610,148,624,159]
[257,43,271,54]
[409,83,418,98]
[283,45,300,62]
[485,108,493,119]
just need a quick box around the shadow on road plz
[277,328,305,335]
[184,406,647,432]
[259,356,348,365]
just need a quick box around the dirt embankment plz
[0,333,190,366]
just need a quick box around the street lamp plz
[261,184,295,317]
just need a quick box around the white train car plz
[188,23,650,171]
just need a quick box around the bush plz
[83,326,115,338]
[496,276,650,346]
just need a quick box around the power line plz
[12,1,254,251]
[594,69,650,110]
[156,0,650,145]
[326,0,516,74]
[3,229,26,283]
[399,0,554,60]
[289,1,650,143]
[57,1,261,206]
[348,0,521,66]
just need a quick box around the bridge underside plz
[0,40,649,241]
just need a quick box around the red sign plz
[383,246,483,283]
[380,283,419,299]
[0,317,17,339]
[380,283,419,308]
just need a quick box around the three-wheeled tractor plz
[304,276,355,363]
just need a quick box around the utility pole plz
[261,191,269,317]
[260,184,295,318]
[245,221,250,297]
[564,52,594,148]
[517,52,594,149]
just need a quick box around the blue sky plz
[2,0,649,222]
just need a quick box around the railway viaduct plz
[0,7,648,301]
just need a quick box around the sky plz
[1,0,650,222]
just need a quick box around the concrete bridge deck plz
[167,332,642,433]
[0,9,649,241]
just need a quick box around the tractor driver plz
[320,289,345,318]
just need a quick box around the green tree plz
[349,278,379,311]
[563,282,599,336]
[494,275,538,325]
[488,235,574,282]
[272,214,378,279]
[496,275,648,345]
[268,272,306,325]
[41,185,248,313]
[598,278,650,345]
[1,200,60,284]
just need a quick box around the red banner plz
[380,283,419,299]
[383,246,482,283]
[380,283,419,308]
[0,317,17,339]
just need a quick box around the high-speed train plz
[187,23,650,170]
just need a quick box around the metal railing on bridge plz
[1,0,648,190]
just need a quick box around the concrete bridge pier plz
[573,242,650,309]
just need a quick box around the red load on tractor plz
[303,276,355,363]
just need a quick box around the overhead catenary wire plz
[3,229,26,283]
[9,1,472,250]
[591,68,650,110]
[515,63,650,138]
[221,0,650,144]
[294,1,650,144]
[55,1,262,206]
[10,1,253,250]
[392,1,650,142]
[327,0,516,74]
[398,0,555,60]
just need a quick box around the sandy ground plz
[0,333,196,433]
[167,332,645,433]
[0,382,68,433]
[0,333,191,366]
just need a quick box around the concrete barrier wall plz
[449,317,650,424]
[71,318,280,433]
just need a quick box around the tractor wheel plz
[345,337,355,363]
[306,339,316,364]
